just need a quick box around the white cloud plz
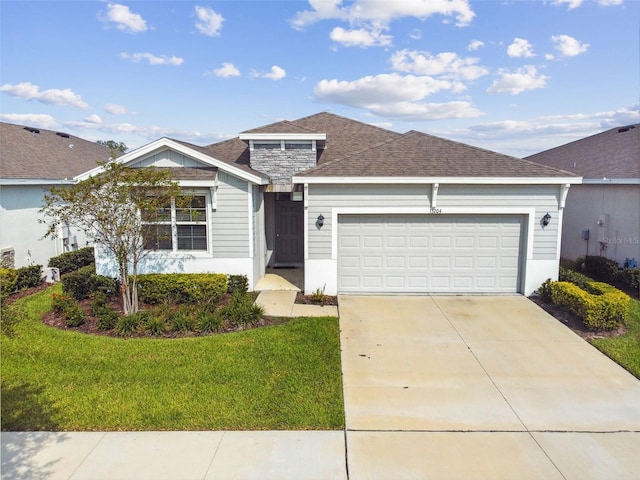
[84,114,102,124]
[314,72,482,120]
[598,0,623,5]
[551,0,583,9]
[551,34,589,57]
[100,3,147,33]
[390,49,489,81]
[195,5,224,37]
[210,62,241,78]
[468,39,484,51]
[259,65,287,80]
[0,82,89,108]
[507,38,535,58]
[292,0,475,29]
[0,113,57,129]
[105,103,129,115]
[120,52,184,66]
[486,65,549,95]
[330,27,392,47]
[409,29,422,40]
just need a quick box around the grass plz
[590,298,640,379]
[1,285,344,431]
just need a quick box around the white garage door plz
[338,214,523,293]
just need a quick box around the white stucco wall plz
[0,184,92,268]
[561,184,640,265]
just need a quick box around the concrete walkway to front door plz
[339,295,640,479]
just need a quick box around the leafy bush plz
[227,275,249,294]
[197,310,225,334]
[0,268,18,299]
[15,265,43,291]
[536,279,553,303]
[550,281,630,331]
[48,247,95,275]
[91,292,119,330]
[136,273,228,305]
[1,302,26,338]
[51,293,86,327]
[584,256,620,284]
[114,314,140,336]
[558,267,592,290]
[616,268,639,291]
[221,291,264,328]
[62,265,118,300]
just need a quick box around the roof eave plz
[293,176,583,185]
[0,178,76,185]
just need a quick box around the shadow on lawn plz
[1,381,68,480]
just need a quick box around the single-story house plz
[526,124,639,266]
[82,112,580,296]
[0,122,117,269]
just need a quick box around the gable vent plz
[56,132,70,138]
[23,127,40,134]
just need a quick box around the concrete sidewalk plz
[1,431,347,480]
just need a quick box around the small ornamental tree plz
[40,161,184,315]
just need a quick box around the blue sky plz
[1,0,638,157]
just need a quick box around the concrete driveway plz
[339,295,640,479]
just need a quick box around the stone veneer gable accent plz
[250,147,316,186]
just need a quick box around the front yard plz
[1,285,344,431]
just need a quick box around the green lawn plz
[590,298,640,379]
[1,285,344,431]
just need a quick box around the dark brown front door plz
[275,196,303,265]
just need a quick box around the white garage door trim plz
[336,212,527,294]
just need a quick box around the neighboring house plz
[82,112,579,296]
[0,122,117,269]
[526,125,639,266]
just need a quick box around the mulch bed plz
[295,292,338,306]
[529,296,627,340]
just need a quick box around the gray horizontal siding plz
[211,172,249,258]
[307,184,561,260]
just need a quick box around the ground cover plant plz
[1,285,344,431]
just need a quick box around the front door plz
[275,195,304,266]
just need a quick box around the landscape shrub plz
[550,281,630,331]
[0,268,18,299]
[536,278,553,303]
[62,265,118,300]
[558,267,592,290]
[48,247,95,276]
[91,292,119,330]
[169,305,198,333]
[15,265,43,291]
[141,313,166,336]
[136,273,228,305]
[221,291,264,328]
[51,293,86,327]
[227,275,249,294]
[197,310,225,334]
[114,314,140,337]
[615,267,639,292]
[584,255,620,284]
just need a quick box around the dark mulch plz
[529,296,627,340]
[4,283,52,304]
[295,292,338,306]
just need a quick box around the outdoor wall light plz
[316,214,325,228]
[542,212,551,227]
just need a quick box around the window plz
[143,195,208,251]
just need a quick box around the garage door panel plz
[338,214,522,293]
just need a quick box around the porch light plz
[316,214,325,228]
[542,212,551,227]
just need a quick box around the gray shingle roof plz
[0,122,117,180]
[297,129,574,178]
[525,125,640,179]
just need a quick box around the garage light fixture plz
[316,214,325,228]
[541,212,551,227]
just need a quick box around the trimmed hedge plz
[48,247,95,276]
[62,265,119,300]
[136,273,228,305]
[584,255,620,284]
[550,280,630,331]
[558,267,591,290]
[1,265,43,299]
